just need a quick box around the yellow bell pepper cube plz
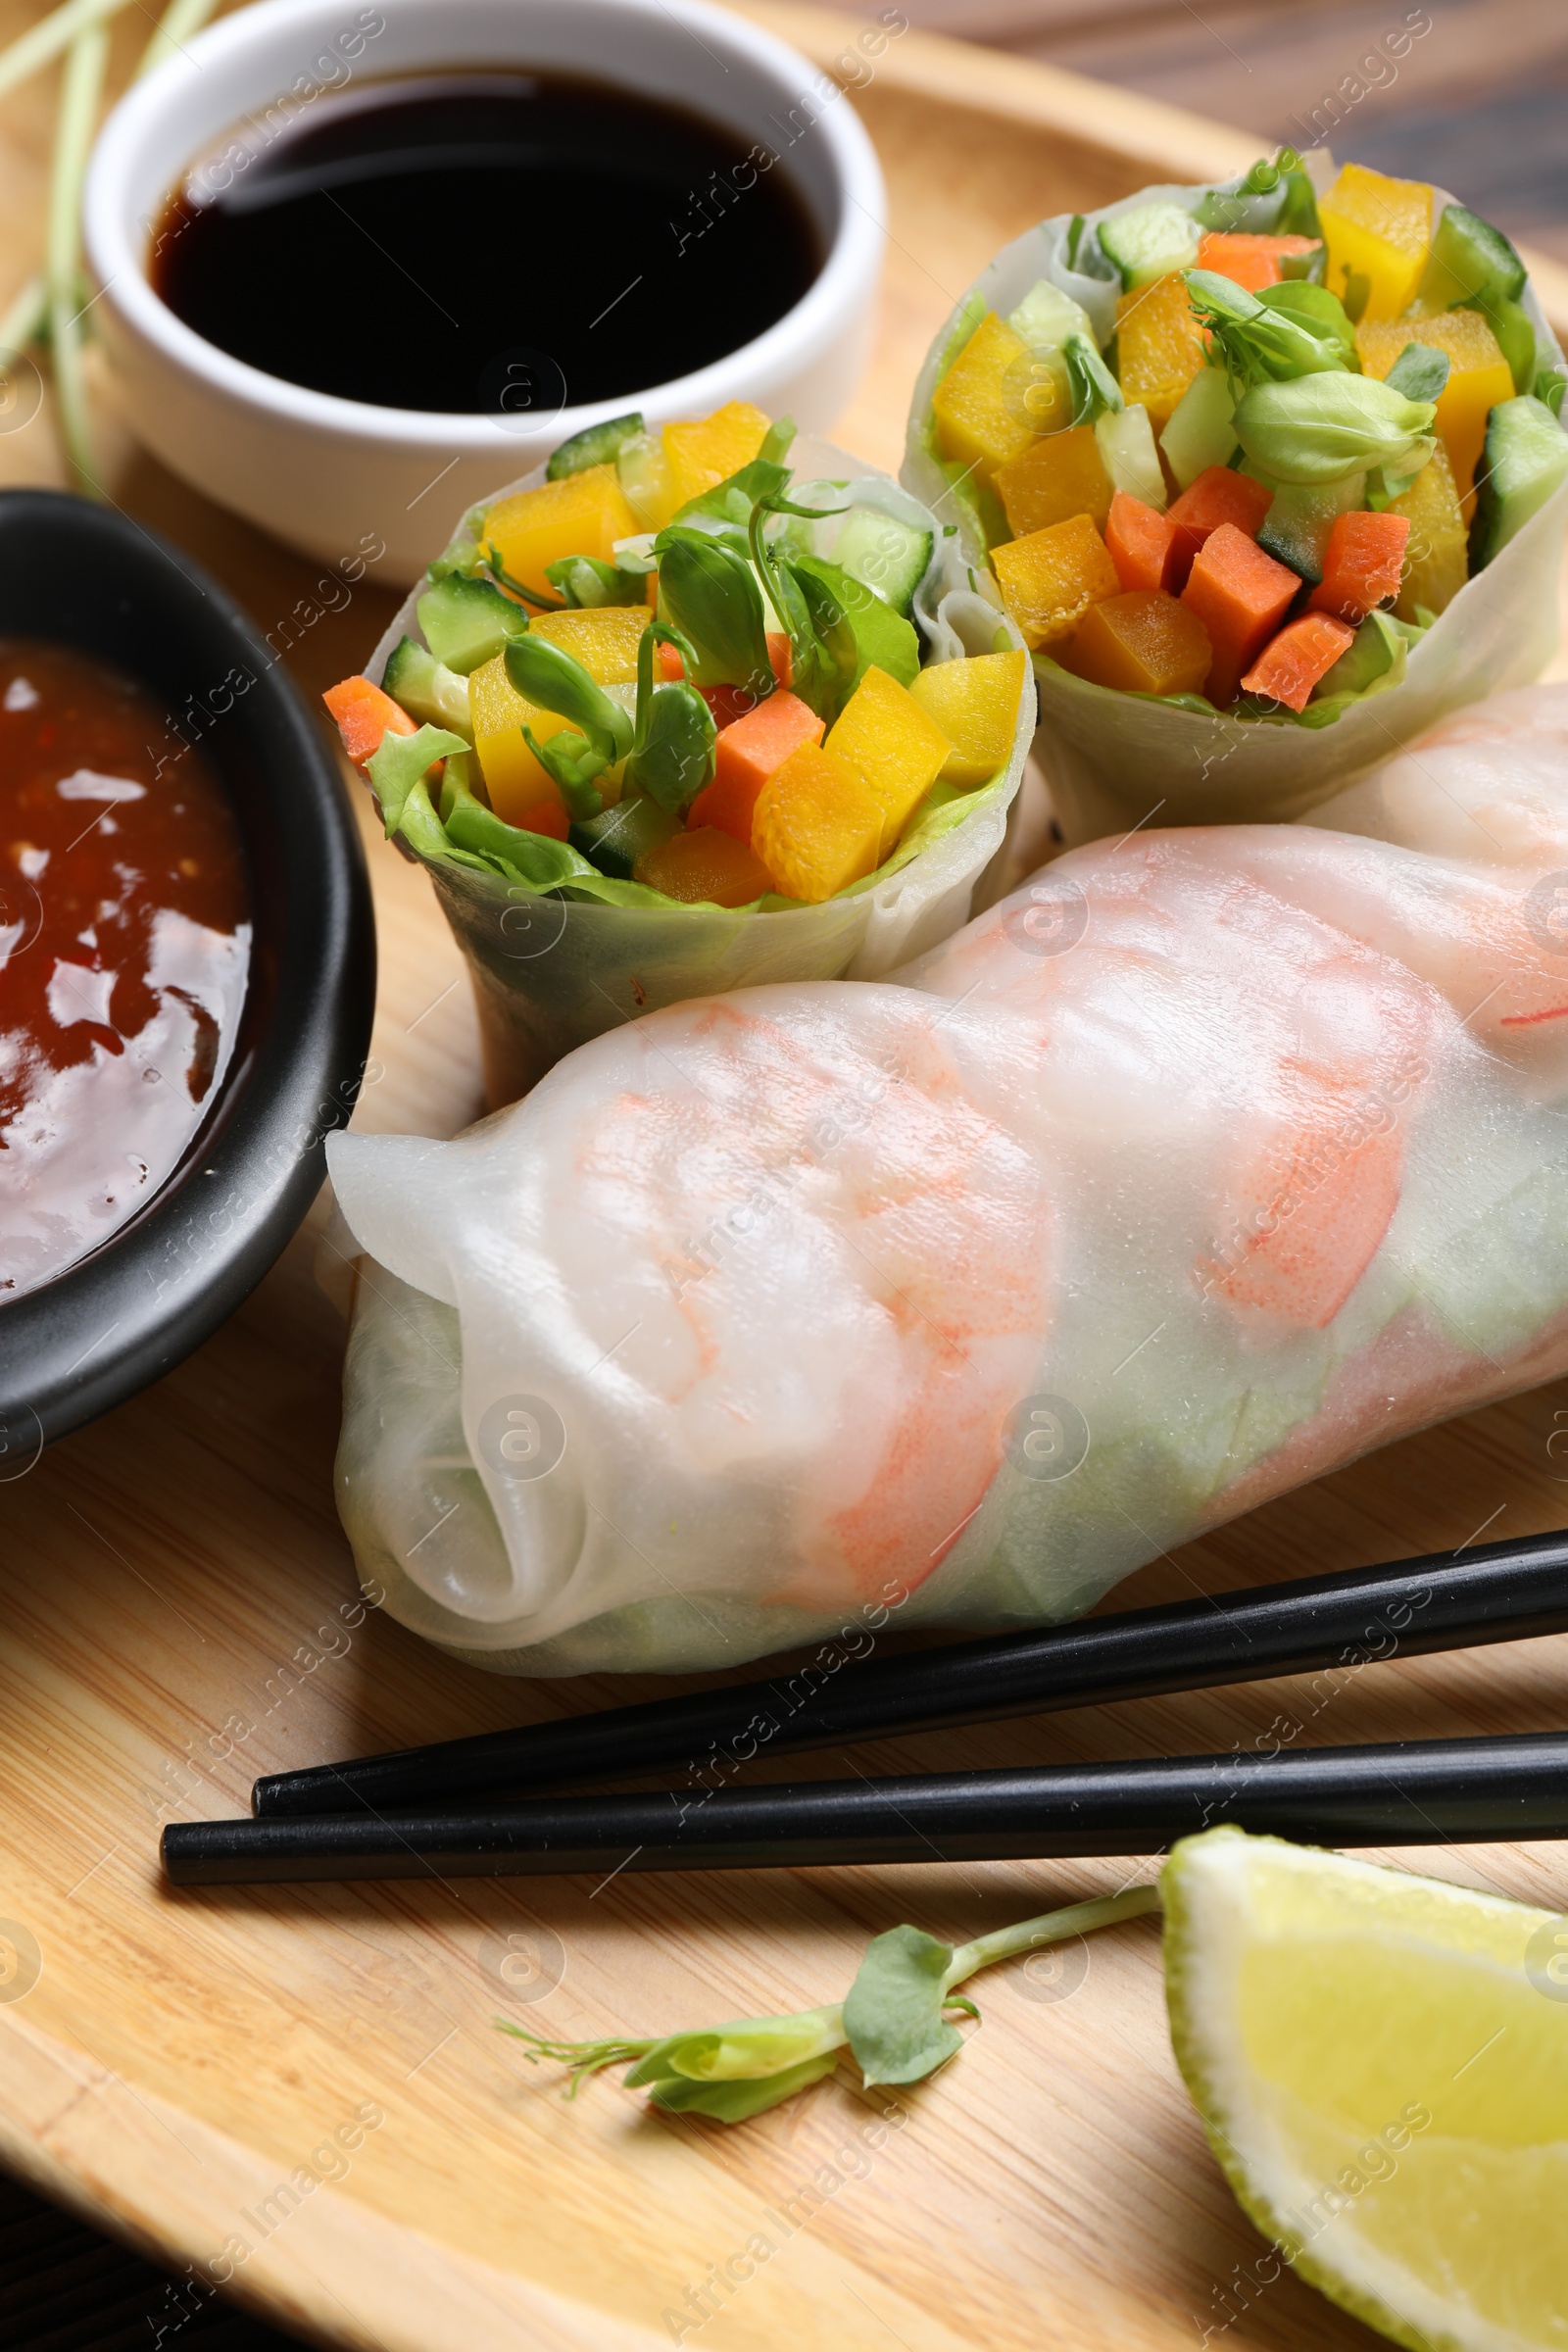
[1390,440,1468,620]
[1356,310,1514,518]
[1114,274,1208,431]
[991,514,1120,651]
[993,424,1112,539]
[1062,589,1213,698]
[484,465,638,601]
[908,650,1028,787]
[1318,163,1433,321]
[468,651,574,827]
[823,664,954,839]
[662,402,772,512]
[752,669,956,902]
[752,741,886,903]
[930,311,1054,486]
[528,604,650,684]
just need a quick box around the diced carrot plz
[1180,522,1301,707]
[512,797,571,841]
[767,631,793,691]
[1167,466,1275,585]
[322,675,416,766]
[1196,232,1323,295]
[687,687,825,844]
[657,640,684,681]
[1105,491,1182,595]
[636,826,773,906]
[701,683,764,728]
[1308,510,1411,623]
[1239,612,1356,710]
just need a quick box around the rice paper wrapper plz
[902,174,1568,845]
[366,435,1033,1102]
[330,684,1568,1677]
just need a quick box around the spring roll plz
[324,409,1033,1102]
[902,151,1568,844]
[327,682,1568,1675]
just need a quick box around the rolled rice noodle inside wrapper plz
[901,169,1568,846]
[365,434,1034,1101]
[331,683,1568,1676]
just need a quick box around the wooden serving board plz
[3,8,1568,2347]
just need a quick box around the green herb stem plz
[47,22,109,495]
[946,1882,1162,1988]
[0,272,46,358]
[136,0,222,76]
[495,2025,662,2097]
[0,0,127,108]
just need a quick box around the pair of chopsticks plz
[162,1528,1568,1884]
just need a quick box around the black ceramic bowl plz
[0,490,374,1462]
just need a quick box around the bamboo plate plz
[2,7,1568,2347]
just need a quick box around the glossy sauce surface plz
[0,643,249,1299]
[150,72,822,414]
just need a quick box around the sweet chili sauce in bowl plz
[0,642,249,1299]
[0,489,373,1457]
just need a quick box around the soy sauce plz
[150,72,823,415]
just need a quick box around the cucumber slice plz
[569,790,678,879]
[1095,404,1166,509]
[1311,608,1407,700]
[1098,201,1200,292]
[1417,202,1526,312]
[1007,276,1096,359]
[1252,470,1365,585]
[1159,368,1236,491]
[1063,215,1117,282]
[1469,393,1568,570]
[831,507,933,617]
[416,572,529,675]
[547,412,645,481]
[380,636,473,736]
[1468,291,1538,394]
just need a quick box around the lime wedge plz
[1163,1827,1568,2352]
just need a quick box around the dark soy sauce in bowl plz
[150,72,823,416]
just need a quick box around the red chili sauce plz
[0,641,249,1299]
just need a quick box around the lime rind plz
[1162,1828,1568,2352]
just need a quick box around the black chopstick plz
[252,1528,1568,1819]
[170,1731,1568,1884]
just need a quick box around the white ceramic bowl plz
[84,0,886,581]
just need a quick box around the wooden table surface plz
[900,0,1568,270]
[3,8,1568,2349]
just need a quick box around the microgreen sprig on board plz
[498,1885,1160,2123]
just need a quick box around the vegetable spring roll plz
[324,407,1032,1102]
[328,681,1568,1676]
[903,150,1568,844]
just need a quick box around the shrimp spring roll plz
[328,682,1568,1676]
[324,406,1032,1102]
[903,151,1568,844]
